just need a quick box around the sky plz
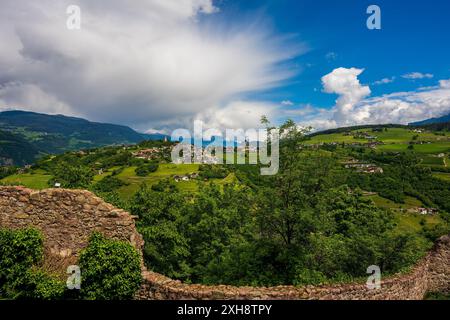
[1,0,450,133]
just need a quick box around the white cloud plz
[0,83,74,115]
[321,67,371,125]
[281,100,294,106]
[351,79,450,125]
[195,100,278,130]
[302,67,450,131]
[373,77,395,85]
[402,72,434,80]
[439,79,450,89]
[0,0,303,132]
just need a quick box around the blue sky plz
[1,0,450,132]
[211,0,450,124]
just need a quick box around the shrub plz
[95,191,128,209]
[49,162,93,188]
[0,228,43,296]
[20,269,66,300]
[92,176,127,192]
[78,233,142,300]
[198,165,228,179]
[151,179,177,192]
[0,228,65,300]
[135,163,158,177]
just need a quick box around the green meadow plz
[395,212,442,234]
[113,164,200,199]
[376,142,450,154]
[433,172,450,181]
[365,194,443,235]
[1,170,51,189]
[308,133,367,144]
[311,127,449,146]
[0,162,239,201]
[365,194,423,211]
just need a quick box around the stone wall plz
[136,235,449,300]
[427,234,450,293]
[0,186,143,265]
[1,186,448,300]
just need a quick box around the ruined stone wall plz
[136,235,449,300]
[0,186,143,265]
[0,186,448,300]
[427,235,450,294]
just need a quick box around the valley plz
[1,120,449,291]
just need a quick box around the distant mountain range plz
[0,110,167,166]
[409,113,450,126]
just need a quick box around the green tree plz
[130,184,190,279]
[50,162,93,188]
[181,184,255,284]
[135,163,158,176]
[92,176,127,192]
[78,233,142,300]
[0,228,65,300]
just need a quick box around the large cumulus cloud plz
[0,0,302,132]
[302,67,450,131]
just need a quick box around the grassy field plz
[0,162,237,200]
[0,170,51,189]
[308,133,367,144]
[433,172,450,181]
[376,142,450,154]
[395,213,442,234]
[372,128,448,143]
[115,164,239,199]
[366,194,423,211]
[93,168,115,182]
[421,155,445,166]
[365,194,443,235]
[114,164,200,199]
[310,127,450,147]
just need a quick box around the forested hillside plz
[0,129,39,166]
[0,110,165,165]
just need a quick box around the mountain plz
[409,113,450,126]
[0,129,39,166]
[0,110,166,165]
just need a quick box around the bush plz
[135,163,158,177]
[198,165,228,179]
[49,162,93,188]
[79,233,142,300]
[95,191,128,209]
[0,228,43,296]
[0,228,65,299]
[92,176,127,192]
[20,269,66,300]
[151,179,177,192]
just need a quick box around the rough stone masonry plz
[0,186,448,300]
[0,186,144,261]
